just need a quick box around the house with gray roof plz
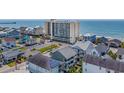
[108,39,121,48]
[95,43,109,56]
[0,54,4,65]
[2,49,24,64]
[72,41,85,58]
[83,33,96,43]
[83,55,124,73]
[116,48,124,62]
[51,46,78,72]
[73,41,99,57]
[7,29,20,39]
[97,37,108,44]
[28,53,61,73]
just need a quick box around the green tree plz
[107,50,117,60]
[120,42,124,48]
[95,38,101,45]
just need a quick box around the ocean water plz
[0,19,124,40]
[80,20,124,40]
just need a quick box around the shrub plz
[95,38,101,45]
[120,42,124,48]
[0,39,1,44]
[107,50,117,60]
[29,55,32,57]
[7,61,16,67]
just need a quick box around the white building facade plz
[44,20,80,44]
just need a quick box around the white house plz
[28,53,61,73]
[73,41,99,56]
[2,37,16,48]
[83,55,124,73]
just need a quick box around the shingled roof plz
[83,55,124,72]
[3,37,16,42]
[116,48,124,56]
[28,53,61,70]
[109,39,121,44]
[95,43,109,54]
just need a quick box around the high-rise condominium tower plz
[44,19,80,44]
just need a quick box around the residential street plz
[0,62,29,73]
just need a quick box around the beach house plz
[83,55,124,73]
[2,49,24,64]
[95,43,109,56]
[83,33,96,43]
[28,53,61,73]
[34,26,44,35]
[72,41,86,58]
[108,39,121,48]
[78,41,99,56]
[96,37,108,45]
[0,54,4,65]
[51,46,77,72]
[0,31,7,38]
[2,37,16,48]
[116,48,124,62]
[25,36,37,46]
[7,29,20,39]
[20,34,29,44]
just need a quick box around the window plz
[85,68,87,72]
[7,42,10,45]
[11,45,14,47]
[119,55,122,59]
[85,62,87,65]
[77,58,80,61]
[99,66,101,70]
[107,71,110,73]
[92,51,96,55]
[101,52,105,56]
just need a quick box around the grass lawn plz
[68,65,82,73]
[68,59,82,73]
[31,48,36,51]
[0,50,3,54]
[18,56,27,62]
[7,61,16,67]
[39,44,59,53]
[19,47,27,51]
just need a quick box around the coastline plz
[82,33,124,42]
[96,35,124,42]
